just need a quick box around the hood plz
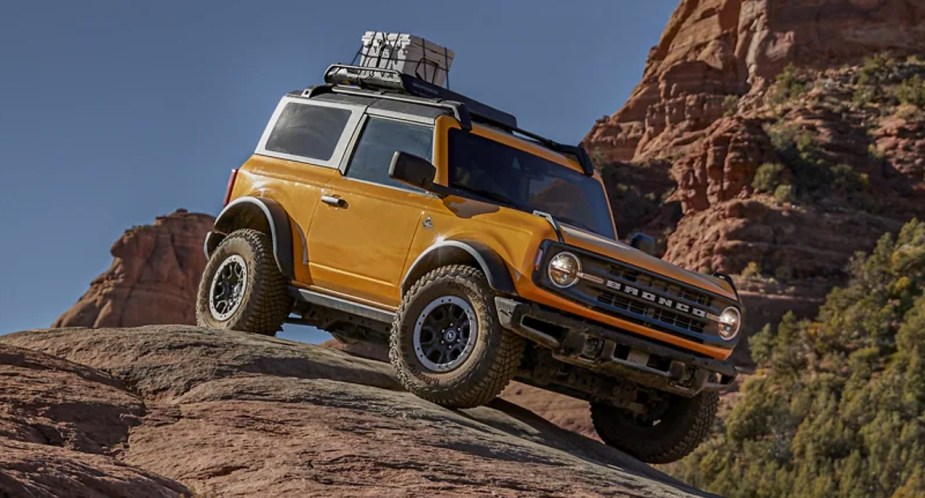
[558,225,738,302]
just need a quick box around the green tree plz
[676,219,925,498]
[772,64,810,104]
[752,163,788,193]
[853,54,893,106]
[895,75,925,107]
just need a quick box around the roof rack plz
[324,64,518,128]
[310,64,595,176]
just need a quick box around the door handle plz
[321,194,346,207]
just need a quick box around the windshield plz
[448,128,616,239]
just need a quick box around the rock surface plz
[0,326,715,497]
[322,338,602,440]
[52,210,214,329]
[500,383,596,440]
[0,343,190,497]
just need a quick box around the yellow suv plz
[196,65,743,463]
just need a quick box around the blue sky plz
[0,1,676,342]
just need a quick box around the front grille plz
[536,242,733,344]
[607,264,714,307]
[596,290,705,334]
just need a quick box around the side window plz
[345,116,433,190]
[265,103,351,162]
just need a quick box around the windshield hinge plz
[533,211,564,243]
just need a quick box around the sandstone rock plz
[52,210,214,329]
[0,440,189,498]
[0,344,144,455]
[1,327,715,497]
[670,117,773,212]
[874,113,925,182]
[7,326,399,402]
[585,0,925,164]
[0,343,190,497]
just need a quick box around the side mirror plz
[389,151,439,192]
[629,232,657,256]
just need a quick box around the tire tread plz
[196,229,291,335]
[590,391,718,464]
[389,265,523,408]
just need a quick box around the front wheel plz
[389,265,524,408]
[591,391,718,463]
[195,229,292,335]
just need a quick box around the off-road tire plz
[196,229,292,335]
[590,391,719,463]
[389,265,524,408]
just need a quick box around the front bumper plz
[495,297,738,397]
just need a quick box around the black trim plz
[495,297,737,396]
[628,232,657,256]
[532,211,564,243]
[713,272,740,301]
[212,197,295,279]
[203,231,223,258]
[323,64,513,128]
[288,286,395,324]
[305,83,472,130]
[401,240,516,295]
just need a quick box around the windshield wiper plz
[452,185,524,209]
[554,215,597,233]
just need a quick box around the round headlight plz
[548,252,581,288]
[718,307,741,340]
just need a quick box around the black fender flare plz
[205,196,295,279]
[400,240,516,296]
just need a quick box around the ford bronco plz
[196,64,743,463]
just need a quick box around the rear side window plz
[265,103,351,162]
[345,116,433,190]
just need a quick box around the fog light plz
[548,252,581,288]
[718,307,741,340]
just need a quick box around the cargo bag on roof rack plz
[359,31,455,88]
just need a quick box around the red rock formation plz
[53,210,214,328]
[874,112,925,180]
[586,0,925,164]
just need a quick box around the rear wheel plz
[196,229,292,335]
[591,391,718,463]
[389,265,524,408]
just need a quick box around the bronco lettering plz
[598,278,709,320]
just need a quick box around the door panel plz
[306,115,436,306]
[308,179,426,304]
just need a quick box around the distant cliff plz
[53,210,213,328]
